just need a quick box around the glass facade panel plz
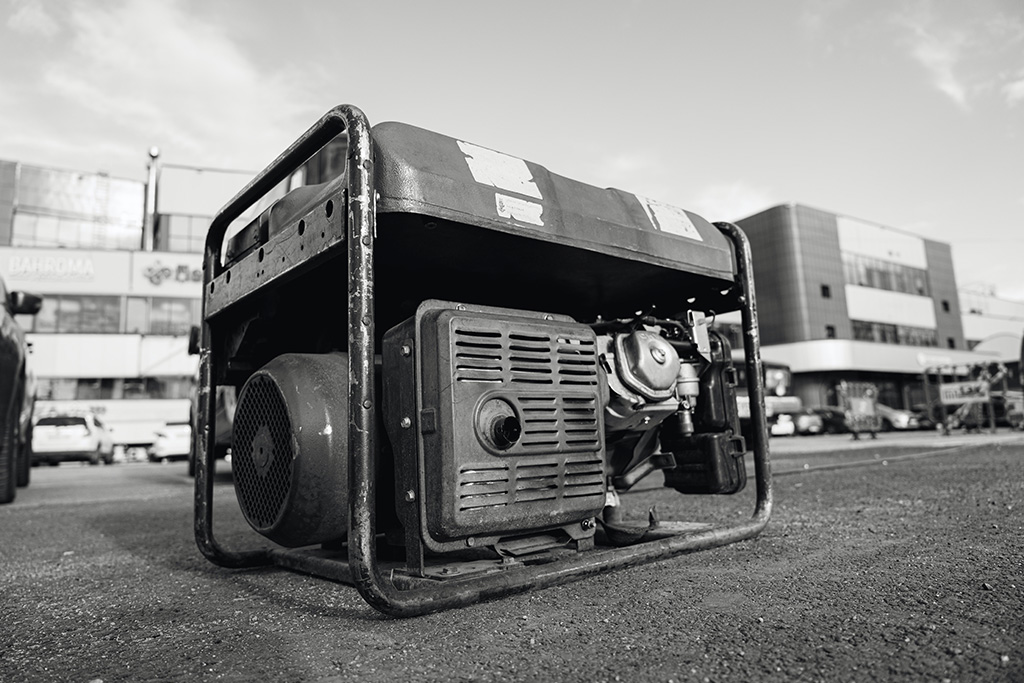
[35,377,193,400]
[19,294,197,334]
[77,378,115,400]
[150,297,195,336]
[56,295,120,333]
[157,214,209,253]
[841,252,930,297]
[36,378,77,400]
[125,297,148,334]
[850,319,938,347]
[33,297,59,333]
[12,211,142,250]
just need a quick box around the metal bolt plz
[581,518,595,530]
[361,315,371,326]
[362,400,372,409]
[400,344,411,357]
[650,346,667,364]
[465,537,476,547]
[400,417,412,429]
[404,489,416,502]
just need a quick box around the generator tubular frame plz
[194,105,774,617]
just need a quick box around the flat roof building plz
[734,203,1007,411]
[0,158,206,445]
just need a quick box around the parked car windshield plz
[37,416,89,427]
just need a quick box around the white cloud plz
[1003,71,1024,106]
[891,3,1024,111]
[7,0,58,37]
[895,8,971,110]
[29,0,321,171]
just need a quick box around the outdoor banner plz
[130,251,204,298]
[0,247,130,294]
[938,381,990,405]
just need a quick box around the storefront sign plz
[0,247,130,294]
[130,252,204,298]
[939,381,989,405]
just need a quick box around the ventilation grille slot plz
[457,454,604,511]
[453,325,599,387]
[518,395,601,451]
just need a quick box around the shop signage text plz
[939,381,990,405]
[7,255,95,281]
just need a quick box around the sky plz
[2,0,1023,300]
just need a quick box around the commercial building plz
[733,203,1010,411]
[0,158,208,445]
[960,288,1024,351]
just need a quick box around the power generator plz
[194,105,773,617]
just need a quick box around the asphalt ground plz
[1,430,1022,682]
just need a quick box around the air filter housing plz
[232,353,349,547]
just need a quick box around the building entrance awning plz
[761,340,1001,375]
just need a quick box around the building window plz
[941,300,950,313]
[20,294,199,335]
[150,298,200,336]
[36,377,194,401]
[850,319,938,347]
[156,214,210,254]
[125,297,148,334]
[825,325,836,338]
[76,378,116,400]
[12,211,142,251]
[841,252,931,297]
[947,337,956,349]
[821,284,831,299]
[27,295,121,334]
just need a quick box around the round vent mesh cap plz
[232,374,294,531]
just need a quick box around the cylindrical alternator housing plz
[232,353,349,547]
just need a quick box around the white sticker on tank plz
[458,141,542,199]
[638,196,704,242]
[496,193,544,226]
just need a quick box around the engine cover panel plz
[384,300,607,550]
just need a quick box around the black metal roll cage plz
[194,105,773,617]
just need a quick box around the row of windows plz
[16,295,200,336]
[851,320,943,347]
[841,252,930,297]
[13,211,143,251]
[10,212,207,254]
[36,376,194,401]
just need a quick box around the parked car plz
[786,409,825,435]
[32,413,115,466]
[187,385,236,476]
[0,275,42,504]
[812,407,849,434]
[148,422,192,463]
[875,403,922,431]
[770,412,796,437]
[187,326,235,476]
